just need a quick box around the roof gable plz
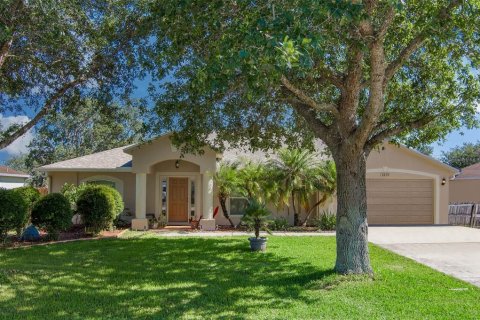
[38,146,133,172]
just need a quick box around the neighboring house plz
[38,134,456,230]
[450,162,480,203]
[0,166,30,189]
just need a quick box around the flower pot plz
[248,237,267,252]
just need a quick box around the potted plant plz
[241,200,272,252]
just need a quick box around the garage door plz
[367,179,433,225]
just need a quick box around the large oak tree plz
[149,0,479,274]
[0,0,147,149]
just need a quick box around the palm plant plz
[268,149,320,225]
[300,161,337,226]
[237,160,266,201]
[213,161,241,227]
[241,199,272,239]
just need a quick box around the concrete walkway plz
[146,229,336,237]
[369,226,480,287]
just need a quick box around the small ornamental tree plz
[141,0,480,274]
[31,193,72,240]
[213,162,241,227]
[0,188,28,238]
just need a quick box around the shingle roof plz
[38,146,133,171]
[0,165,29,176]
[455,162,480,179]
[221,139,327,163]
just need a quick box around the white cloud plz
[0,114,34,156]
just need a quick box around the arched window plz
[80,175,124,198]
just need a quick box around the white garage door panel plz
[367,179,433,225]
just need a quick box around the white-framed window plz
[229,197,249,216]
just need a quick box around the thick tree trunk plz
[333,151,372,275]
[219,196,235,227]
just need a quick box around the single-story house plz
[38,135,457,230]
[449,162,480,203]
[0,166,30,189]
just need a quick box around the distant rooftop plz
[0,165,29,177]
[455,162,480,179]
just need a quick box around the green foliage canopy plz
[441,141,480,169]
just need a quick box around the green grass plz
[1,232,479,320]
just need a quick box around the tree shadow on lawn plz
[0,237,335,319]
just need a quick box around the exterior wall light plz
[175,160,180,169]
[441,177,446,185]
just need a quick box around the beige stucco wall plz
[450,179,480,203]
[48,171,136,213]
[127,136,217,174]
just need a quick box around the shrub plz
[269,217,289,231]
[97,185,124,216]
[61,183,89,211]
[315,211,336,231]
[15,186,41,210]
[14,186,41,235]
[0,188,29,238]
[31,193,72,240]
[76,185,123,234]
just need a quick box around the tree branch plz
[377,6,395,40]
[281,75,340,118]
[0,38,13,69]
[384,0,462,83]
[0,0,24,69]
[354,40,386,146]
[286,97,337,147]
[313,65,345,90]
[0,77,87,150]
[365,114,435,152]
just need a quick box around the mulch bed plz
[1,226,127,249]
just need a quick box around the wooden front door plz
[168,177,189,222]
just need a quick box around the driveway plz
[369,226,480,287]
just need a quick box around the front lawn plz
[1,233,479,319]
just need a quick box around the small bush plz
[315,211,336,231]
[0,188,29,238]
[61,183,89,211]
[76,185,123,234]
[269,217,289,231]
[31,193,72,240]
[96,185,124,216]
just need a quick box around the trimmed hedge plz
[96,185,124,216]
[76,185,124,234]
[0,188,29,238]
[31,193,73,240]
